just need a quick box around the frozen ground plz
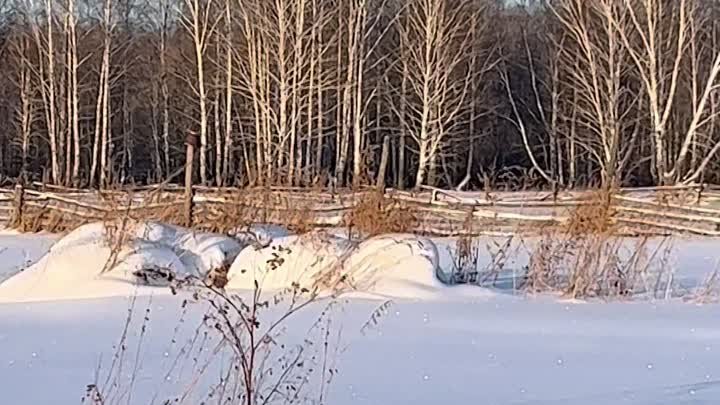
[1,225,719,405]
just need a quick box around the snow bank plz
[226,232,444,299]
[1,223,452,302]
[0,221,243,302]
[226,231,354,290]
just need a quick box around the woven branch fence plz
[2,182,720,236]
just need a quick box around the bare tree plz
[1,0,718,189]
[180,0,218,185]
[235,0,337,186]
[547,0,637,187]
[65,0,79,185]
[89,0,114,187]
[619,0,720,185]
[220,0,232,184]
[11,27,34,181]
[26,0,61,184]
[397,0,478,188]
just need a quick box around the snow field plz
[1,223,720,405]
[1,294,719,405]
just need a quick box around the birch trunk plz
[222,0,233,183]
[17,37,32,181]
[184,0,214,185]
[160,1,171,178]
[214,40,222,186]
[64,0,80,185]
[46,0,60,184]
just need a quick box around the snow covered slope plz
[0,222,243,302]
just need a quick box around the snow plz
[0,230,58,284]
[1,224,720,404]
[0,222,243,302]
[1,294,718,405]
[342,234,443,298]
[226,232,443,299]
[0,223,443,303]
[227,231,354,291]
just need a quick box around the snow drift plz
[0,221,243,302]
[0,221,447,302]
[226,232,443,299]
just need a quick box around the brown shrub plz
[564,189,616,235]
[524,191,673,300]
[284,201,316,235]
[524,231,667,299]
[448,214,480,284]
[344,191,417,237]
[202,203,252,235]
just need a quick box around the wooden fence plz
[2,182,720,236]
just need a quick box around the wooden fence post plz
[695,183,705,206]
[184,133,198,227]
[10,184,25,231]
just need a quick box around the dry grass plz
[100,219,134,275]
[202,202,253,235]
[99,194,140,274]
[198,189,318,236]
[563,188,616,235]
[448,234,481,283]
[344,191,417,237]
[13,201,91,233]
[688,265,720,304]
[446,215,481,284]
[522,191,674,299]
[284,201,317,235]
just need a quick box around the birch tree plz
[11,28,34,181]
[619,0,720,185]
[235,0,335,186]
[26,0,61,184]
[220,0,232,184]
[89,0,114,187]
[64,0,79,185]
[547,0,636,187]
[398,0,477,188]
[180,0,217,185]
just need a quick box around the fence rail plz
[1,183,720,236]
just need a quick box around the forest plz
[0,0,719,190]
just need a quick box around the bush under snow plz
[0,221,243,302]
[226,231,442,299]
[0,222,445,302]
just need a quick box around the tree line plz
[0,0,719,190]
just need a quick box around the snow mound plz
[0,221,243,302]
[344,234,444,298]
[226,232,444,299]
[226,231,354,290]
